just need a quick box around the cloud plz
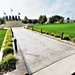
[0,0,75,19]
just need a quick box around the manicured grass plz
[34,23,75,39]
[0,30,6,49]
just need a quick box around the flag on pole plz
[4,12,6,15]
[18,12,21,15]
[11,9,13,16]
[11,9,13,12]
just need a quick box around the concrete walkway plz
[12,27,75,75]
[33,54,75,75]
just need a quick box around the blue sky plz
[0,0,75,19]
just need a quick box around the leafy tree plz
[0,18,5,24]
[28,19,32,23]
[41,15,47,24]
[66,17,70,23]
[49,17,55,24]
[49,15,64,23]
[59,19,64,24]
[32,19,38,24]
[38,15,47,24]
[38,15,43,23]
[22,20,27,24]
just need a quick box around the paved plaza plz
[12,27,75,75]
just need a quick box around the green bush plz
[3,47,14,56]
[4,42,13,47]
[72,38,75,43]
[63,35,70,40]
[54,34,60,38]
[50,33,54,36]
[0,54,17,71]
[45,32,49,34]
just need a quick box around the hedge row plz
[0,28,17,72]
[32,28,75,42]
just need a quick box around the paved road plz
[12,27,75,74]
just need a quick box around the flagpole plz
[11,9,13,16]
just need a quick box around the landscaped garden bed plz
[0,28,17,74]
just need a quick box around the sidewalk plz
[33,54,75,75]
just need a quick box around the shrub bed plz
[3,47,14,57]
[63,35,70,40]
[0,28,17,73]
[50,33,55,36]
[54,34,60,38]
[72,38,75,43]
[0,54,17,72]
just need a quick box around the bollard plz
[12,31,14,37]
[71,72,75,75]
[61,32,64,40]
[41,29,42,33]
[14,39,18,53]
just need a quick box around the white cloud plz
[0,0,75,19]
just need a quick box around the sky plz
[0,0,75,19]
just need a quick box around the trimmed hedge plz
[72,38,75,43]
[0,54,17,71]
[63,35,70,40]
[3,47,14,57]
[54,34,60,38]
[50,33,54,36]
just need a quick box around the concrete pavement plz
[12,27,75,75]
[33,54,75,75]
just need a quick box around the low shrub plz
[0,54,17,71]
[4,42,13,47]
[3,47,14,57]
[72,38,75,43]
[45,32,49,34]
[54,34,60,38]
[63,35,70,40]
[50,33,54,36]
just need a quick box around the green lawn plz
[34,23,75,38]
[0,30,6,49]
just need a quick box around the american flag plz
[18,12,21,15]
[4,12,6,15]
[11,9,13,12]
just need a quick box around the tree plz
[24,16,28,23]
[28,19,32,23]
[49,17,54,24]
[38,15,47,24]
[49,15,64,23]
[38,15,43,23]
[66,17,70,23]
[0,18,5,25]
[41,15,47,24]
[22,20,27,24]
[32,19,38,24]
